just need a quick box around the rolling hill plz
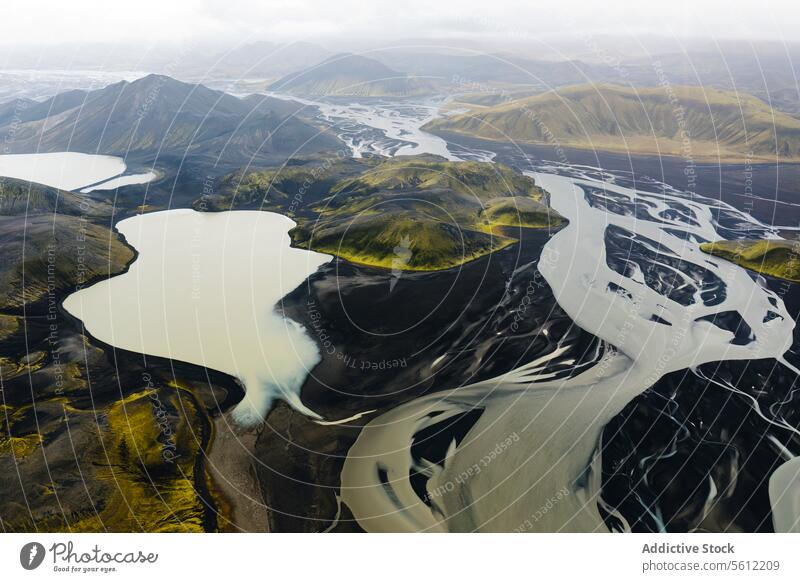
[700,239,800,283]
[424,84,800,162]
[195,155,563,271]
[0,75,340,166]
[269,53,434,97]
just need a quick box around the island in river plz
[196,154,564,271]
[701,239,800,283]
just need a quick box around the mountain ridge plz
[270,53,434,97]
[425,83,800,162]
[0,74,340,166]
[194,154,563,271]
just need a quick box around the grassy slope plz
[203,156,562,271]
[199,163,353,211]
[194,156,562,271]
[0,178,128,309]
[425,84,800,162]
[291,213,516,271]
[700,239,800,283]
[328,157,545,200]
[481,196,565,229]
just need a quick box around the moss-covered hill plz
[327,158,544,200]
[196,155,564,270]
[700,239,800,283]
[424,84,800,162]
[481,196,563,229]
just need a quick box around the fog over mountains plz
[269,53,434,97]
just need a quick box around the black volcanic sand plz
[601,347,800,533]
[288,228,601,412]
[419,136,800,533]
[258,227,604,531]
[436,131,800,227]
[251,142,800,532]
[257,137,800,533]
[599,246,800,532]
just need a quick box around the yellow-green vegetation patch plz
[0,403,44,459]
[196,160,353,212]
[480,197,566,230]
[0,350,48,380]
[0,356,22,379]
[201,155,564,271]
[700,239,800,283]
[293,214,516,271]
[0,314,19,342]
[425,84,800,162]
[1,380,227,533]
[85,389,208,532]
[330,157,545,201]
[279,156,563,271]
[0,433,43,458]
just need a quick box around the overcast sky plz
[2,0,798,48]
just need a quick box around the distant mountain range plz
[373,46,800,116]
[374,50,606,91]
[202,41,332,80]
[0,74,340,167]
[425,84,800,162]
[269,53,435,97]
[3,69,799,172]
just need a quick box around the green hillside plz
[329,158,544,200]
[291,213,515,271]
[425,84,800,162]
[197,155,563,271]
[0,178,130,309]
[0,214,134,309]
[481,196,563,229]
[700,239,800,283]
